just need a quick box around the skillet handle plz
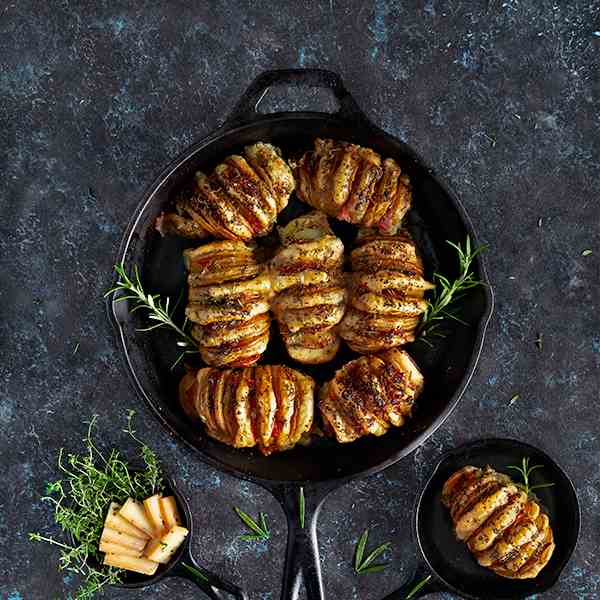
[382,562,442,599]
[273,482,335,600]
[169,545,248,600]
[224,68,371,126]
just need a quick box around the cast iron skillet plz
[108,68,494,599]
[99,473,246,599]
[385,438,580,599]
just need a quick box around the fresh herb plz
[508,393,520,406]
[506,457,555,496]
[537,217,543,228]
[29,411,163,600]
[581,249,593,257]
[234,507,270,542]
[353,529,391,575]
[418,236,487,342]
[298,487,305,529]
[181,562,209,582]
[406,574,432,599]
[105,263,197,369]
[73,342,80,355]
[535,333,543,350]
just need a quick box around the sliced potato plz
[99,541,143,558]
[160,496,182,529]
[143,494,166,534]
[144,525,189,564]
[100,527,147,552]
[103,553,159,576]
[119,498,155,536]
[104,502,150,540]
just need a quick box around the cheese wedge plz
[99,541,143,558]
[104,502,150,539]
[143,494,166,535]
[118,498,155,536]
[103,553,159,576]
[144,525,189,564]
[160,496,182,529]
[100,527,147,552]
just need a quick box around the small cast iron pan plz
[385,438,580,599]
[96,473,247,599]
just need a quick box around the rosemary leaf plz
[508,393,520,406]
[354,529,369,572]
[406,574,432,599]
[298,487,305,529]
[234,507,270,541]
[506,456,554,496]
[359,541,391,570]
[581,249,593,256]
[353,529,391,575]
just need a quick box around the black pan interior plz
[116,113,492,483]
[416,438,580,599]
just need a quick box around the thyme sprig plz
[418,236,487,342]
[234,507,270,542]
[105,263,197,368]
[353,529,391,575]
[506,456,555,496]
[29,411,163,600]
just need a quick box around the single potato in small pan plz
[294,138,413,235]
[442,465,555,579]
[319,348,424,443]
[180,365,315,455]
[158,142,294,240]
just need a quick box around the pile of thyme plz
[29,411,163,600]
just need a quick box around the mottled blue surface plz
[1,1,599,599]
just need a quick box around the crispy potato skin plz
[318,348,424,443]
[295,139,413,234]
[270,211,346,364]
[179,365,315,455]
[184,240,272,367]
[158,142,294,240]
[442,465,556,579]
[339,230,433,354]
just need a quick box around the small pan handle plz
[382,562,442,599]
[272,482,336,600]
[169,544,248,600]
[224,68,371,127]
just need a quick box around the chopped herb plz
[406,574,432,599]
[234,507,270,542]
[506,456,555,495]
[535,334,543,350]
[29,411,163,600]
[73,342,80,355]
[509,393,520,406]
[418,236,487,343]
[299,487,305,529]
[581,249,593,257]
[537,217,543,228]
[105,264,197,369]
[353,529,391,575]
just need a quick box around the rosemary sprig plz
[298,487,305,529]
[105,263,197,368]
[506,457,555,495]
[353,529,391,575]
[234,507,270,542]
[406,574,432,599]
[418,236,487,342]
[29,411,163,600]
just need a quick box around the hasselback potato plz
[184,241,272,367]
[442,465,555,579]
[158,142,295,240]
[270,211,346,364]
[295,138,413,234]
[339,230,434,354]
[179,365,315,455]
[319,349,424,443]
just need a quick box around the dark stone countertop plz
[1,1,598,599]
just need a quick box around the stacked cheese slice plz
[99,494,189,576]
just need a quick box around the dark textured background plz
[1,1,599,599]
